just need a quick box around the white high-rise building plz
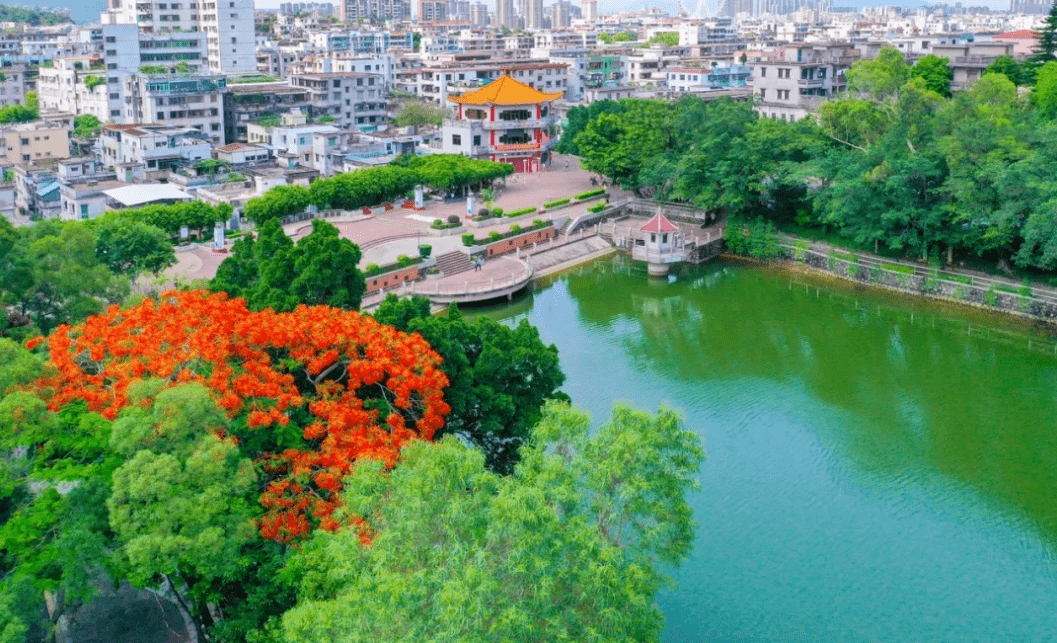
[582,0,597,20]
[101,0,256,74]
[496,0,515,28]
[525,0,544,29]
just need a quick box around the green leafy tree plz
[984,55,1025,86]
[0,221,129,339]
[281,401,704,643]
[846,46,910,100]
[1032,60,1057,117]
[374,297,566,474]
[576,99,671,190]
[288,219,365,309]
[909,54,953,97]
[1034,1,1057,62]
[73,114,101,138]
[94,218,176,278]
[392,100,448,133]
[212,218,365,311]
[556,99,625,155]
[107,383,258,641]
[244,184,311,224]
[646,31,679,47]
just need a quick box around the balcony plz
[953,55,996,68]
[797,77,826,88]
[444,116,555,131]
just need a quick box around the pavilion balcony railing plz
[445,117,554,130]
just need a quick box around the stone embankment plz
[746,237,1057,325]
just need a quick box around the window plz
[472,134,480,146]
[759,88,766,99]
[107,63,117,69]
[80,204,89,215]
[106,36,116,43]
[20,138,27,145]
[451,134,461,145]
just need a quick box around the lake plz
[478,255,1057,642]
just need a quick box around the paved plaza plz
[164,153,631,287]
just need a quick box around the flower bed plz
[462,220,551,246]
[505,206,537,218]
[575,187,606,200]
[364,255,424,277]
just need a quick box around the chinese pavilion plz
[442,73,562,173]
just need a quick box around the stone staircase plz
[434,251,475,277]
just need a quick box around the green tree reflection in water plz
[560,259,1057,548]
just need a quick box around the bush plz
[447,215,460,225]
[793,239,808,261]
[477,208,490,218]
[462,232,476,246]
[418,244,432,258]
[397,254,413,267]
[365,263,380,276]
[488,230,501,241]
[491,207,504,217]
[587,201,607,214]
[532,219,545,228]
[505,206,537,218]
[433,218,443,226]
[724,217,782,259]
[881,262,915,275]
[941,272,972,285]
[510,224,522,234]
[544,197,571,209]
[575,187,606,200]
[984,285,998,306]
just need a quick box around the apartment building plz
[667,64,751,92]
[307,30,400,55]
[0,120,71,164]
[37,57,116,123]
[246,111,353,176]
[101,23,210,75]
[405,62,568,105]
[56,157,123,221]
[931,41,1016,92]
[123,74,228,142]
[752,44,858,121]
[288,72,389,131]
[338,0,410,22]
[100,124,213,182]
[101,0,256,74]
[13,165,61,219]
[0,66,28,108]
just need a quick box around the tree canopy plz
[281,401,704,643]
[212,219,366,312]
[392,100,448,131]
[374,296,566,474]
[569,62,1057,272]
[27,289,450,542]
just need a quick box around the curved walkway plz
[411,255,533,304]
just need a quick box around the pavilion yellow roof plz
[448,73,563,106]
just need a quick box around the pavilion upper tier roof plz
[448,73,563,106]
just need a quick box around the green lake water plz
[477,255,1057,643]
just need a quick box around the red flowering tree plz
[28,290,450,542]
